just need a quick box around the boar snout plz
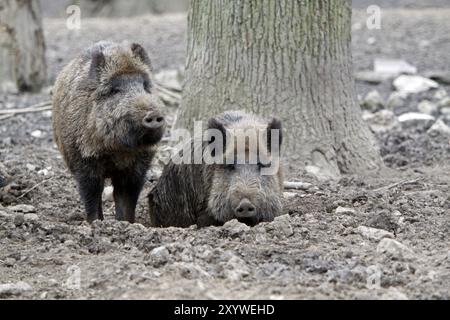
[143,111,165,129]
[234,198,256,218]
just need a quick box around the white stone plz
[0,281,32,296]
[427,119,450,137]
[374,58,417,77]
[377,238,414,259]
[283,181,312,190]
[31,130,44,138]
[26,164,37,171]
[417,100,438,115]
[283,192,297,199]
[393,75,439,95]
[398,112,435,127]
[24,213,39,222]
[361,90,384,112]
[364,110,399,133]
[356,226,394,241]
[8,204,36,213]
[387,91,407,110]
[335,206,356,215]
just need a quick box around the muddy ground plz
[0,6,449,299]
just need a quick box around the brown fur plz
[148,111,283,227]
[52,41,165,223]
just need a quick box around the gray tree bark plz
[175,0,384,178]
[0,0,47,93]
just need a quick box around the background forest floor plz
[0,6,449,299]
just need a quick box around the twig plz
[372,178,421,192]
[17,177,54,199]
[0,101,52,116]
[154,83,182,100]
[284,181,313,190]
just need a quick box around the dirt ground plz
[0,6,449,299]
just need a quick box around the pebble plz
[427,119,450,137]
[335,206,356,215]
[355,226,394,241]
[283,181,312,190]
[0,281,33,297]
[31,130,44,138]
[361,90,384,112]
[398,112,435,129]
[387,91,407,110]
[374,58,417,77]
[223,219,250,237]
[377,238,415,260]
[283,192,297,199]
[8,204,36,213]
[364,110,399,133]
[26,164,37,171]
[13,213,25,226]
[393,75,439,95]
[417,100,438,116]
[271,214,294,237]
[150,246,170,266]
[24,213,39,223]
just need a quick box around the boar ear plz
[88,48,105,80]
[267,117,282,150]
[131,43,152,71]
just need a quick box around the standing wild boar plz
[148,111,283,227]
[52,41,165,223]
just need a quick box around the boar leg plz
[76,174,104,223]
[112,169,146,223]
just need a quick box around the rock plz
[270,214,294,237]
[102,186,114,202]
[424,70,450,85]
[355,71,391,84]
[440,107,450,117]
[361,90,384,112]
[150,246,170,267]
[367,37,376,45]
[355,226,394,241]
[13,213,25,226]
[8,204,36,213]
[24,213,39,223]
[223,254,250,281]
[417,100,438,116]
[398,112,435,129]
[438,97,450,109]
[374,58,417,77]
[30,130,44,138]
[283,181,312,190]
[42,110,52,118]
[223,219,250,237]
[335,206,356,215]
[393,75,439,95]
[37,168,50,176]
[386,91,407,110]
[427,119,450,137]
[0,281,33,297]
[26,164,37,171]
[377,238,414,260]
[283,192,297,199]
[433,89,447,100]
[380,288,409,300]
[364,110,399,133]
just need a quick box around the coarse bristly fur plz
[148,110,284,228]
[52,41,166,223]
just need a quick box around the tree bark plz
[175,0,384,178]
[0,0,47,93]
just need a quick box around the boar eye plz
[110,87,121,95]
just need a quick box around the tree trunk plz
[0,0,47,93]
[175,0,384,178]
